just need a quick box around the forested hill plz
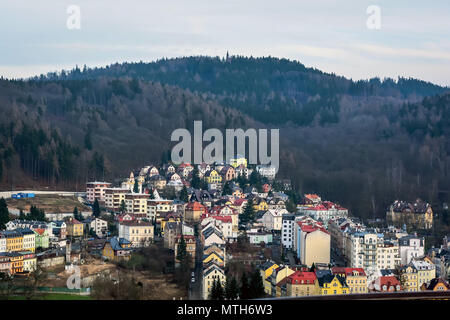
[0,56,449,220]
[38,56,448,126]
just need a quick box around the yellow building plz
[401,264,419,292]
[229,156,247,168]
[66,218,84,237]
[253,198,268,212]
[286,271,319,297]
[203,252,224,267]
[102,237,132,262]
[3,230,23,252]
[318,273,349,295]
[21,251,37,272]
[202,263,226,299]
[412,260,436,290]
[205,170,222,184]
[7,253,24,274]
[118,220,154,247]
[268,266,296,296]
[332,267,368,294]
[104,188,129,212]
[259,261,279,293]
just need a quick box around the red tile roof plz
[286,271,317,284]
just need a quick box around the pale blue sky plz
[1,0,449,85]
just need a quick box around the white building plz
[86,181,112,203]
[87,218,108,238]
[256,165,277,180]
[261,209,288,231]
[399,235,425,265]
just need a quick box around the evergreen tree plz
[19,209,26,220]
[222,181,232,195]
[0,198,10,229]
[176,234,187,263]
[225,276,239,300]
[239,272,250,299]
[240,198,255,225]
[119,200,126,213]
[309,263,316,272]
[249,270,265,298]
[29,206,45,221]
[210,279,225,300]
[93,199,101,218]
[133,179,139,193]
[73,207,80,220]
[191,167,201,189]
[179,185,188,202]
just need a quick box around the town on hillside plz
[0,156,449,300]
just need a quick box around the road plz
[189,234,203,300]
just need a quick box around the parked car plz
[191,271,195,277]
[191,277,195,283]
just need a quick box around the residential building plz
[85,217,108,238]
[118,220,154,247]
[21,251,37,272]
[256,165,276,180]
[104,188,129,212]
[247,229,273,244]
[261,209,288,231]
[185,201,206,223]
[66,218,84,237]
[412,260,436,290]
[102,237,132,262]
[286,271,319,297]
[125,193,150,216]
[147,199,174,223]
[399,235,425,265]
[33,229,49,249]
[16,228,35,253]
[202,262,226,299]
[401,264,419,292]
[296,218,330,267]
[386,199,433,230]
[174,235,196,267]
[86,181,112,204]
[372,276,402,292]
[332,267,368,294]
[317,273,349,295]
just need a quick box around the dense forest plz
[1,56,449,220]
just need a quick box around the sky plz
[1,0,450,86]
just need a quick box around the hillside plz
[1,56,449,219]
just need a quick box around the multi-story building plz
[401,264,419,292]
[185,201,206,223]
[386,199,433,230]
[347,231,384,272]
[399,235,425,265]
[125,193,150,216]
[0,255,11,274]
[118,220,154,247]
[202,262,226,299]
[281,214,297,250]
[261,209,288,231]
[16,228,35,253]
[332,267,368,294]
[147,199,174,223]
[412,260,436,290]
[286,271,319,297]
[295,217,330,267]
[0,235,6,253]
[256,165,277,180]
[85,217,108,238]
[174,235,196,267]
[301,201,348,227]
[66,218,84,237]
[2,230,23,252]
[33,229,49,249]
[104,188,129,212]
[21,251,37,272]
[376,240,401,270]
[86,181,112,204]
